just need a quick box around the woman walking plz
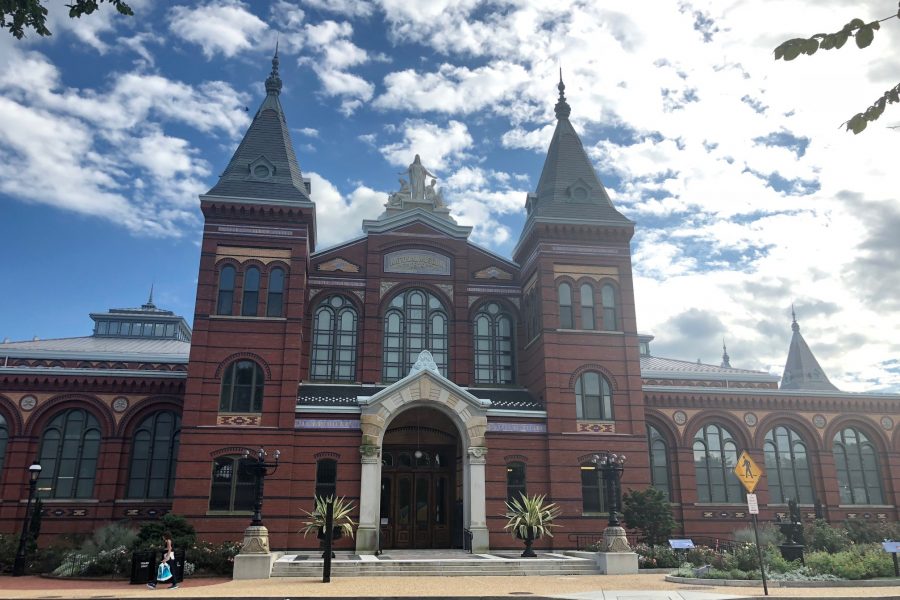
[147,532,178,590]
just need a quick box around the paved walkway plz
[0,574,897,600]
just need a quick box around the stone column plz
[466,446,490,552]
[355,444,382,554]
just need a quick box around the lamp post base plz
[233,525,275,580]
[601,525,631,553]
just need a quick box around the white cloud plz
[308,172,386,248]
[169,0,269,59]
[379,119,473,170]
[301,0,374,18]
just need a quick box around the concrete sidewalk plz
[0,574,896,600]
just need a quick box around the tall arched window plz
[382,289,448,382]
[648,424,671,499]
[209,456,255,511]
[0,414,8,474]
[266,267,285,317]
[220,360,264,412]
[558,282,573,329]
[764,425,814,504]
[575,372,613,420]
[580,462,606,513]
[506,461,527,503]
[833,427,883,505]
[242,266,260,316]
[693,423,743,503]
[580,283,595,330]
[311,296,358,382]
[216,265,236,315]
[315,458,338,499]
[473,302,515,385]
[601,284,617,331]
[36,409,101,499]
[127,411,181,499]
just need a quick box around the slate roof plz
[203,52,313,206]
[640,355,774,377]
[780,316,839,391]
[297,384,543,411]
[0,336,190,362]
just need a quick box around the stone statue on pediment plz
[407,154,435,202]
[388,177,410,206]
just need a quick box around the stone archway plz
[355,352,490,554]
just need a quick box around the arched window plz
[36,409,101,499]
[601,284,617,331]
[764,425,814,504]
[0,415,8,474]
[558,282,573,329]
[506,461,527,503]
[575,372,613,420]
[315,459,337,499]
[220,360,264,412]
[266,267,285,317]
[311,296,358,382]
[580,283,595,330]
[580,462,606,513]
[209,456,255,511]
[648,424,671,499]
[693,423,743,503]
[127,411,181,499]
[216,265,236,315]
[523,285,541,341]
[473,302,515,385]
[382,289,448,382]
[833,427,883,505]
[242,266,260,316]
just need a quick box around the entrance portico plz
[355,351,491,554]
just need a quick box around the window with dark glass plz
[506,461,527,503]
[833,427,883,505]
[220,360,264,412]
[601,284,617,331]
[217,265,236,315]
[558,282,573,329]
[648,424,670,499]
[36,409,101,499]
[266,267,285,317]
[693,423,743,503]
[764,425,814,504]
[0,415,8,474]
[242,266,260,316]
[208,456,255,511]
[310,296,358,382]
[580,462,606,513]
[315,459,337,499]
[127,411,181,499]
[580,283,595,330]
[382,289,448,382]
[523,285,541,341]
[473,302,515,385]
[575,372,613,420]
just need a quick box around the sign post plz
[882,541,900,577]
[734,450,767,596]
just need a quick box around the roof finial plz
[142,284,157,310]
[554,67,571,120]
[791,303,800,332]
[265,39,282,96]
[720,338,731,368]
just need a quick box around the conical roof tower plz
[780,307,839,391]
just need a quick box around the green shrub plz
[633,543,681,568]
[843,519,900,545]
[132,514,197,553]
[186,540,241,576]
[0,534,18,573]
[622,488,676,546]
[723,543,760,572]
[83,523,137,555]
[804,519,850,552]
[764,548,800,574]
[733,522,783,549]
[684,545,718,566]
[806,545,893,580]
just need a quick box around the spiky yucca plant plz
[503,493,561,540]
[299,495,356,539]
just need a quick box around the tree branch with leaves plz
[1,0,132,39]
[773,3,900,134]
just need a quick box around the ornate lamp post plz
[12,462,42,576]
[592,451,629,552]
[242,448,281,527]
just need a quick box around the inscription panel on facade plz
[295,418,361,430]
[486,422,547,433]
[384,250,451,275]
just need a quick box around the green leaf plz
[846,114,867,134]
[803,38,819,55]
[834,31,849,49]
[855,25,874,49]
[820,34,835,50]
[782,43,802,61]
[844,18,865,31]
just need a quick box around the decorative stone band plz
[295,418,361,430]
[576,421,615,433]
[360,444,381,463]
[218,414,261,427]
[467,446,488,464]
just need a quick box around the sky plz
[0,0,898,393]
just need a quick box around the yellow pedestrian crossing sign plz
[734,450,763,493]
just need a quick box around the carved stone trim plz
[474,266,513,280]
[360,444,381,464]
[351,290,365,302]
[240,525,270,554]
[318,258,361,273]
[468,295,480,308]
[436,283,453,299]
[380,281,400,299]
[467,446,488,464]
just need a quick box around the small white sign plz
[747,493,759,514]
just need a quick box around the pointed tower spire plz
[780,307,839,391]
[265,39,282,96]
[142,284,156,310]
[555,68,571,120]
[720,339,731,368]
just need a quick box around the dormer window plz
[248,156,275,181]
[253,165,270,178]
[566,178,592,203]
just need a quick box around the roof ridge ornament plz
[555,68,571,120]
[720,338,731,368]
[265,41,282,96]
[791,303,800,332]
[409,350,440,375]
[142,284,156,310]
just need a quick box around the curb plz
[666,574,900,588]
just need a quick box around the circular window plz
[330,296,344,308]
[253,165,270,178]
[572,187,588,201]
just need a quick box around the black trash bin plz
[171,549,186,583]
[130,550,157,585]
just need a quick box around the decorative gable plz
[247,155,276,181]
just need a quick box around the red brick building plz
[1,57,897,552]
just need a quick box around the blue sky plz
[1,0,898,392]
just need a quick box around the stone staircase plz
[271,550,599,577]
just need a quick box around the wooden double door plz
[380,445,455,549]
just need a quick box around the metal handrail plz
[463,529,474,553]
